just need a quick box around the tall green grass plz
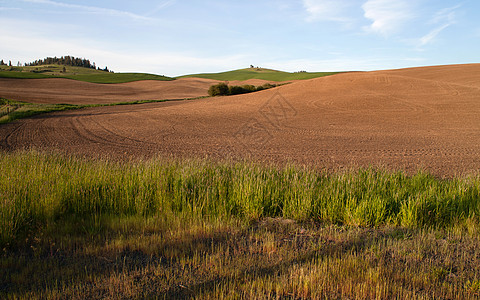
[2,151,480,246]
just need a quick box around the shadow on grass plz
[159,226,385,299]
[0,216,238,297]
[0,216,418,298]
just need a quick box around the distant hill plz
[0,64,340,84]
[22,56,100,70]
[0,65,173,84]
[178,67,341,81]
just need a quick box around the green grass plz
[179,67,341,82]
[0,65,339,83]
[0,97,200,124]
[0,65,173,83]
[65,72,173,84]
[0,99,80,124]
[2,150,480,247]
[2,150,480,298]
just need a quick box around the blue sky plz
[0,0,478,76]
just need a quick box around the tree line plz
[0,56,113,72]
[0,60,14,67]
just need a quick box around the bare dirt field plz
[1,64,480,176]
[0,77,283,104]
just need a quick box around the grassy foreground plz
[0,65,173,83]
[2,151,480,298]
[179,68,340,82]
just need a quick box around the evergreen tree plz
[17,56,109,71]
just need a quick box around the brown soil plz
[1,64,480,177]
[0,77,284,105]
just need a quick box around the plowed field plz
[1,64,480,176]
[0,77,283,104]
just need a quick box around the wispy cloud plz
[0,6,20,11]
[418,5,460,47]
[430,5,460,25]
[0,18,249,76]
[419,23,451,47]
[362,0,414,36]
[302,0,353,23]
[21,0,157,22]
[145,0,176,17]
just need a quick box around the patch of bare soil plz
[1,64,480,177]
[0,77,285,105]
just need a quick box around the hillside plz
[0,65,173,83]
[178,67,340,81]
[0,77,218,104]
[2,63,480,176]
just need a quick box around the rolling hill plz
[178,67,340,81]
[2,63,480,176]
[0,65,173,84]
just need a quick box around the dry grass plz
[2,217,480,299]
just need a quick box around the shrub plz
[208,83,229,96]
[208,82,278,97]
[240,85,256,93]
[261,83,276,90]
[228,85,248,95]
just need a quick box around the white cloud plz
[362,0,414,36]
[419,23,451,47]
[302,0,353,23]
[430,5,460,25]
[144,0,176,17]
[0,19,249,76]
[418,5,460,47]
[21,0,158,22]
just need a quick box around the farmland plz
[2,63,480,298]
[1,64,480,176]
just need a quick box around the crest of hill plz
[178,67,340,82]
[0,64,173,84]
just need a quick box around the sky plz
[0,0,478,76]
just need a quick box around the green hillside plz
[0,65,341,83]
[0,65,173,83]
[178,67,341,81]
